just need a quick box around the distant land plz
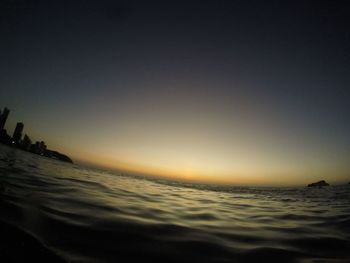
[0,107,73,164]
[307,180,330,187]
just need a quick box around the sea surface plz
[1,144,350,263]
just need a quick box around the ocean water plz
[1,144,350,263]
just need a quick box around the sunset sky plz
[1,0,349,185]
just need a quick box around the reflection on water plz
[0,144,350,262]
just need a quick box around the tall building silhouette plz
[21,134,32,151]
[0,107,10,130]
[12,122,24,143]
[0,107,73,163]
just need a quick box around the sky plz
[1,0,349,185]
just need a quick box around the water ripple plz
[1,145,350,262]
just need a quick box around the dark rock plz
[307,180,329,187]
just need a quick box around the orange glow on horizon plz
[17,82,349,187]
[70,151,349,186]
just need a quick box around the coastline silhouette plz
[0,107,73,163]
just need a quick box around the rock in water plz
[307,180,329,187]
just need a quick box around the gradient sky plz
[1,0,349,185]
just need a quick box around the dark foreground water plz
[1,145,350,263]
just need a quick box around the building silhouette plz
[0,128,11,144]
[12,122,24,144]
[0,107,10,130]
[30,141,47,155]
[20,134,32,151]
[0,106,73,163]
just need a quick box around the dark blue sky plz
[1,0,349,184]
